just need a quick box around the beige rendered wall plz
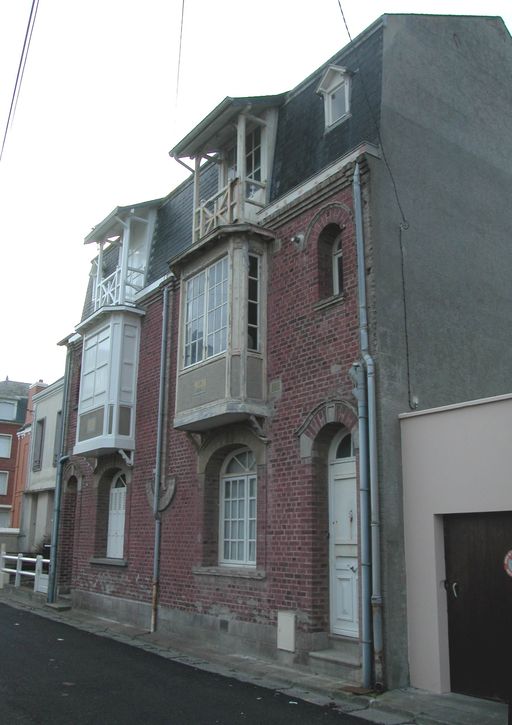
[400,394,512,693]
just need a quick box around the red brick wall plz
[0,422,21,512]
[60,174,366,636]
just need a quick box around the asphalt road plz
[0,603,361,725]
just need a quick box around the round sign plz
[503,550,512,577]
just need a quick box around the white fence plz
[0,543,50,594]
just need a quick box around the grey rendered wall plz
[368,14,512,689]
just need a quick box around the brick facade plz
[60,171,366,647]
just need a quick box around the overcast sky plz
[1,0,511,386]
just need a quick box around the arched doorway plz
[328,428,358,637]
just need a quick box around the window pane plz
[0,436,11,458]
[0,401,16,420]
[248,541,255,563]
[0,472,8,495]
[330,81,347,122]
[336,434,353,458]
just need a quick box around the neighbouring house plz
[11,380,48,535]
[0,379,30,549]
[53,14,512,698]
[400,394,512,702]
[18,378,63,554]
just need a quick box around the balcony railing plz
[93,267,145,310]
[193,177,266,242]
[94,268,121,310]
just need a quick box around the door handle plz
[452,582,459,599]
[349,565,357,573]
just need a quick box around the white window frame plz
[81,325,111,413]
[106,471,126,559]
[0,506,11,527]
[0,434,12,458]
[332,234,344,296]
[75,312,141,453]
[317,65,351,129]
[219,449,257,567]
[184,256,229,368]
[0,471,8,496]
[0,400,16,421]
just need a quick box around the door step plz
[308,637,361,682]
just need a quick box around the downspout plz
[353,161,384,688]
[47,345,72,604]
[351,360,372,687]
[150,281,172,632]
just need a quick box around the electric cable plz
[0,0,40,164]
[336,0,415,407]
[175,0,186,109]
[336,0,409,229]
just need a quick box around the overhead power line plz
[0,0,40,164]
[175,0,186,108]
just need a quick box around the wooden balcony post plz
[194,156,201,242]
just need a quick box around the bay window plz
[74,310,142,456]
[174,232,270,431]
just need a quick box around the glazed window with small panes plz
[247,254,260,351]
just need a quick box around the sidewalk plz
[0,586,507,725]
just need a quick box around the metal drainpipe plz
[351,361,372,687]
[47,345,73,604]
[150,281,172,633]
[353,161,384,688]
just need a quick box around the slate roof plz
[270,20,383,200]
[77,17,384,322]
[0,380,30,424]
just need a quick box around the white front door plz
[329,430,358,637]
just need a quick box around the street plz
[0,603,361,725]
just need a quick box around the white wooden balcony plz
[93,266,145,311]
[194,177,266,243]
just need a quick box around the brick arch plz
[298,400,358,633]
[304,202,353,252]
[197,426,267,475]
[296,399,357,459]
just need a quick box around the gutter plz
[353,161,384,688]
[150,281,173,632]
[47,346,72,604]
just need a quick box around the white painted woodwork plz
[329,430,358,637]
[107,476,126,559]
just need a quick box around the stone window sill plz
[314,294,345,312]
[89,557,128,568]
[192,566,266,580]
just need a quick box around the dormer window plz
[317,65,351,129]
[85,203,158,312]
[170,96,282,243]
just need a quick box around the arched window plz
[219,449,257,566]
[106,472,126,559]
[318,223,344,299]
